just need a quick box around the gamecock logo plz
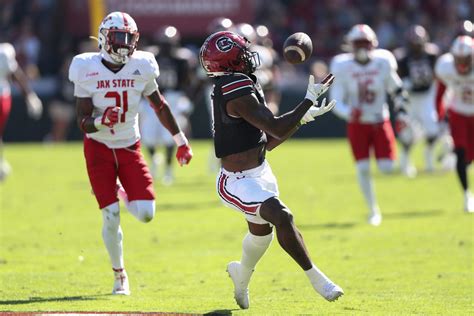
[216,37,234,52]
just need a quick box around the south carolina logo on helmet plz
[199,31,260,77]
[216,36,235,52]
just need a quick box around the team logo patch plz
[216,36,234,52]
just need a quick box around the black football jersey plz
[155,49,193,92]
[396,45,439,93]
[211,73,267,158]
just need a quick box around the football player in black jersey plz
[199,31,343,309]
[394,25,442,174]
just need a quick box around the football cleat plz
[368,213,382,226]
[464,191,474,213]
[313,281,344,302]
[401,163,417,178]
[112,268,130,295]
[226,261,251,309]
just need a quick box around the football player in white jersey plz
[435,35,474,213]
[69,12,193,295]
[330,24,409,226]
[0,41,42,180]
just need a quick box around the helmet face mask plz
[200,31,260,77]
[450,35,473,75]
[98,12,139,65]
[346,24,378,64]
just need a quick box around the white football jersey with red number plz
[330,49,402,123]
[435,53,474,116]
[0,43,18,95]
[69,51,159,148]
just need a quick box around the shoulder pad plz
[435,53,454,79]
[131,50,160,79]
[330,53,352,73]
[68,53,99,83]
[373,49,398,70]
[0,43,16,60]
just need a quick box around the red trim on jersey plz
[221,79,253,95]
[435,80,447,120]
[218,174,259,214]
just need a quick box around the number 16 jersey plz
[69,51,159,148]
[330,49,402,123]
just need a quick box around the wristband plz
[94,117,104,130]
[173,131,188,146]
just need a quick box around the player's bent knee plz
[356,159,370,175]
[259,197,293,227]
[130,200,155,223]
[377,159,394,174]
[101,202,120,229]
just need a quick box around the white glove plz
[304,73,335,105]
[26,92,43,120]
[300,98,337,125]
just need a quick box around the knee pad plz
[377,159,394,174]
[128,200,155,223]
[356,159,370,176]
[245,232,274,248]
[102,202,120,230]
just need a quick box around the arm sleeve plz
[385,55,403,94]
[74,84,90,98]
[143,78,159,97]
[4,44,18,73]
[142,53,160,96]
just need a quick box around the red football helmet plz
[199,31,260,77]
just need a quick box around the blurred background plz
[1,0,472,142]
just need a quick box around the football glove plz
[304,73,335,105]
[176,144,193,166]
[26,92,43,120]
[95,106,120,129]
[300,98,336,125]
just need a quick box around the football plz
[283,32,313,64]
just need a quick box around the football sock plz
[356,160,378,214]
[455,148,468,191]
[240,232,273,284]
[101,202,124,269]
[425,143,435,170]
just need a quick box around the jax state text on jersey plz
[96,79,136,89]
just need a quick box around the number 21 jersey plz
[69,51,159,148]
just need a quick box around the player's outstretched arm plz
[229,74,334,141]
[12,66,43,120]
[147,90,193,166]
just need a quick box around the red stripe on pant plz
[218,174,258,214]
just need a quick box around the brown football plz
[283,32,313,64]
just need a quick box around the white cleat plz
[464,192,474,213]
[401,163,417,178]
[313,281,344,302]
[226,261,250,309]
[368,213,382,226]
[0,159,12,182]
[112,269,130,295]
[162,168,174,186]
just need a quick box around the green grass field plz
[0,140,472,315]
